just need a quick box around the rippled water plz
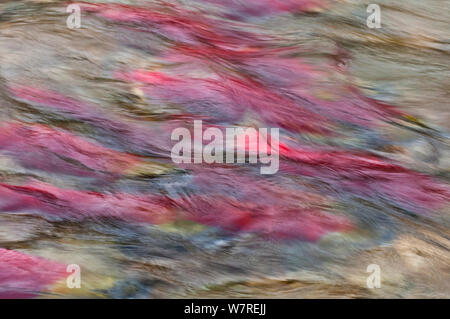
[0,0,449,298]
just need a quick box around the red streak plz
[0,248,67,298]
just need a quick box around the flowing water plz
[0,0,449,298]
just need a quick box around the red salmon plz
[0,248,67,298]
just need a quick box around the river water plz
[0,0,449,298]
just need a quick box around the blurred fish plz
[278,143,450,212]
[0,181,174,224]
[117,70,331,134]
[77,2,262,46]
[9,85,127,133]
[8,84,283,159]
[0,122,156,178]
[8,85,177,157]
[167,46,408,127]
[173,167,353,240]
[0,248,67,298]
[168,45,319,84]
[291,85,408,127]
[174,194,351,241]
[219,74,332,133]
[196,0,328,19]
[117,70,245,123]
[0,174,352,241]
